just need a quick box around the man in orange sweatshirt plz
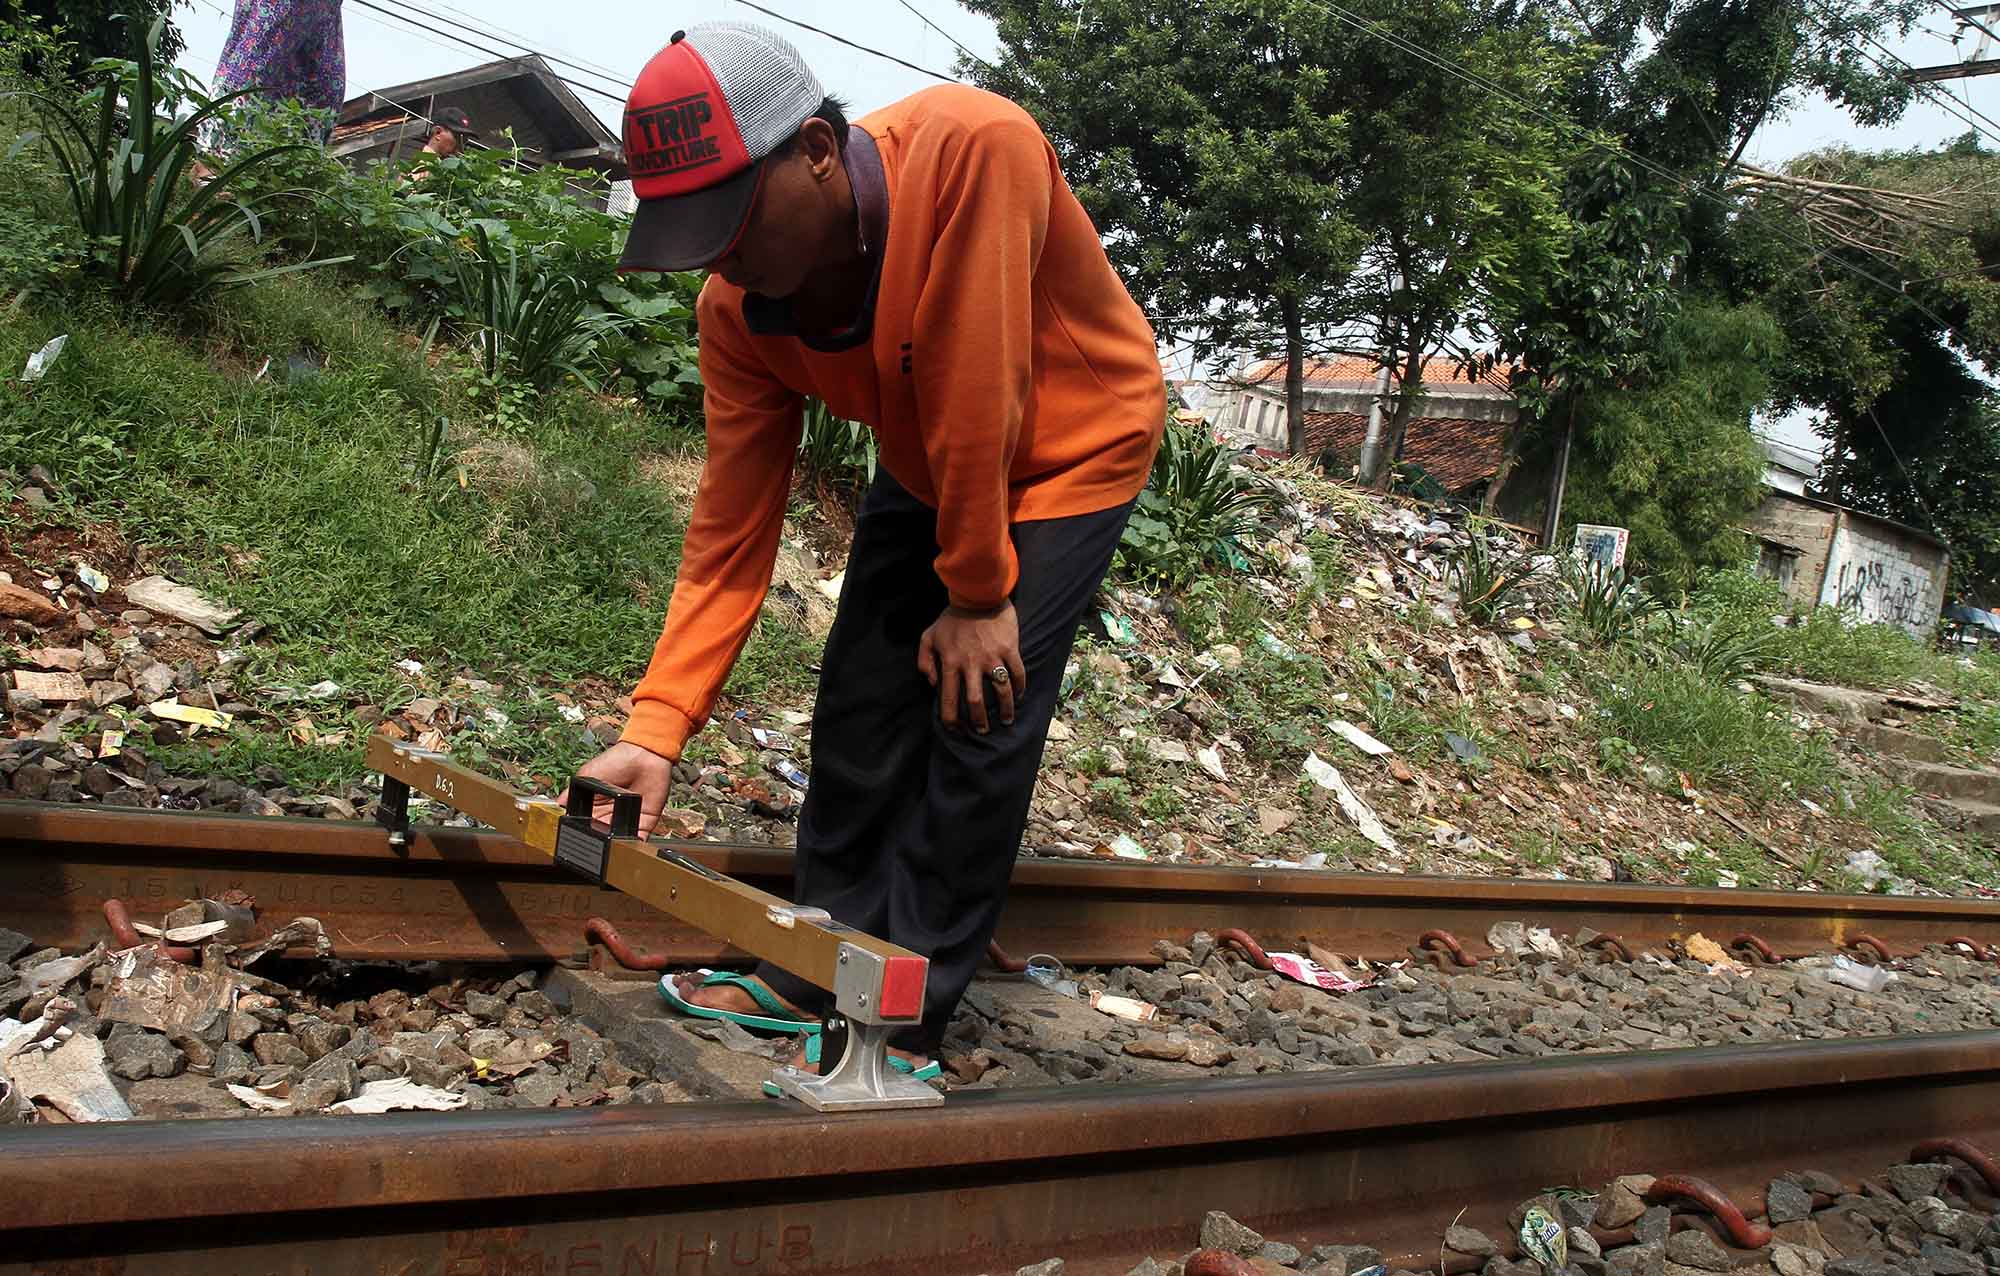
[574,22,1164,1069]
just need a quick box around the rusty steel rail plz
[5,800,2000,967]
[2,1033,1998,1275]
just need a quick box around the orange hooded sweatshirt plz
[623,85,1165,762]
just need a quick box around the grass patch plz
[0,280,695,700]
[1588,654,1840,800]
[1764,608,1931,689]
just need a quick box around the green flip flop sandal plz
[658,969,822,1035]
[759,1032,941,1098]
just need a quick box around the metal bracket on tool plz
[767,1016,942,1111]
[765,940,941,1111]
[554,777,639,886]
[375,774,412,851]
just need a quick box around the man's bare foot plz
[671,972,815,1025]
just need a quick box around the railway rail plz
[0,1034,1996,1274]
[5,801,2000,1275]
[5,801,2000,970]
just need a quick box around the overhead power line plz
[1296,0,1981,351]
[727,0,961,82]
[895,0,995,70]
[423,0,634,83]
[1794,0,2000,144]
[375,0,635,96]
[348,0,630,104]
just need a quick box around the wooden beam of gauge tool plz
[363,735,929,1025]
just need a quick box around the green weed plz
[1589,654,1838,799]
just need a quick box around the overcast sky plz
[169,1,1996,440]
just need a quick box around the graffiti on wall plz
[1830,556,1933,631]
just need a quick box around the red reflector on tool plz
[879,956,927,1020]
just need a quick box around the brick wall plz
[1743,493,1839,609]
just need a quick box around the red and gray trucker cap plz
[618,23,826,273]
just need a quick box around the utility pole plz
[1539,401,1577,549]
[1354,362,1396,483]
[1906,4,2000,81]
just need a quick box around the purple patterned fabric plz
[212,0,345,112]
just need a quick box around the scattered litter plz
[1249,852,1329,870]
[1844,848,1893,888]
[20,946,102,1000]
[748,725,797,752]
[151,699,234,732]
[1443,732,1484,763]
[1022,954,1080,999]
[1519,1206,1567,1270]
[1088,991,1158,1022]
[19,334,67,382]
[3,1001,131,1123]
[101,944,236,1034]
[1682,932,1749,975]
[1268,949,1376,993]
[769,757,810,791]
[1303,753,1398,853]
[227,1082,293,1112]
[74,562,108,593]
[1106,834,1148,861]
[814,570,844,601]
[1195,745,1226,781]
[1487,922,1562,959]
[125,919,230,944]
[395,659,425,675]
[1808,953,1898,993]
[1329,720,1393,756]
[233,917,331,968]
[121,575,242,634]
[1257,631,1303,662]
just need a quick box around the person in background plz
[416,105,477,160]
[211,0,345,133]
[195,0,345,183]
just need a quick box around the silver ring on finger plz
[989,665,1011,685]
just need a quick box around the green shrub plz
[311,141,704,423]
[445,224,625,397]
[797,399,876,492]
[4,18,346,305]
[0,279,688,691]
[1119,423,1284,584]
[1449,528,1538,625]
[1768,606,1929,688]
[1662,614,1780,685]
[1565,557,1662,645]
